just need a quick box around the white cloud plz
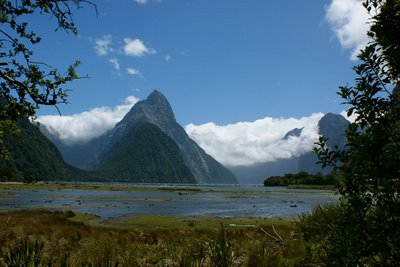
[165,54,171,61]
[325,0,371,60]
[94,35,113,56]
[38,96,140,145]
[185,113,324,166]
[109,58,120,71]
[126,67,141,75]
[123,38,156,57]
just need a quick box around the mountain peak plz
[118,90,176,128]
[141,90,176,123]
[318,113,349,149]
[318,113,349,132]
[146,89,168,104]
[282,127,303,140]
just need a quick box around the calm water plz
[0,183,338,218]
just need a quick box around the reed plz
[0,209,323,266]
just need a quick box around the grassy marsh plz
[0,209,315,266]
[0,182,336,266]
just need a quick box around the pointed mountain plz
[95,90,238,184]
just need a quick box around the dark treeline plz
[263,171,337,187]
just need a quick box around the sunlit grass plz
[0,209,315,266]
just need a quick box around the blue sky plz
[34,0,365,124]
[36,0,371,166]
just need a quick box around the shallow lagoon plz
[0,183,338,218]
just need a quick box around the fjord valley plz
[0,90,349,185]
[2,0,399,265]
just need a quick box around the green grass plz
[105,215,293,230]
[0,209,316,266]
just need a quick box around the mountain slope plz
[96,90,237,184]
[0,119,83,181]
[42,128,107,170]
[95,123,196,183]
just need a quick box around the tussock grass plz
[0,209,322,266]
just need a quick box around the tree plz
[314,0,400,265]
[0,0,94,158]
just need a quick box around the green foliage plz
[264,171,338,187]
[297,203,343,263]
[297,203,341,244]
[0,0,94,158]
[312,0,400,265]
[0,166,18,181]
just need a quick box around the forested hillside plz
[0,119,84,181]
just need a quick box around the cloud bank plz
[38,96,139,146]
[185,113,324,166]
[326,0,371,60]
[39,97,325,167]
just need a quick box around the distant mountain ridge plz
[229,113,349,184]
